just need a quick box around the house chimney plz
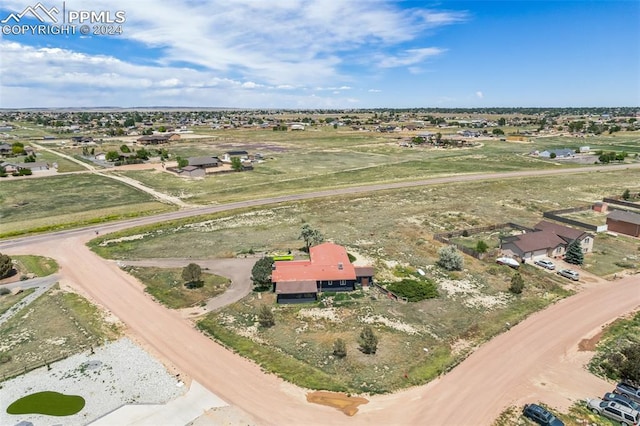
[338,263,343,270]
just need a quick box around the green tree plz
[0,253,14,279]
[359,326,378,354]
[105,151,120,162]
[476,240,489,253]
[333,338,347,358]
[497,118,506,126]
[257,305,275,328]
[120,144,130,153]
[299,224,324,252]
[550,152,557,159]
[182,263,202,288]
[564,240,584,265]
[251,257,274,289]
[437,245,464,271]
[619,343,640,384]
[491,128,504,136]
[623,189,631,200]
[123,117,135,127]
[509,273,524,294]
[176,156,189,168]
[136,148,150,160]
[231,156,243,171]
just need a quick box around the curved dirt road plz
[1,164,639,425]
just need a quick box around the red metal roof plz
[272,242,356,282]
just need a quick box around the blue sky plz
[1,0,638,108]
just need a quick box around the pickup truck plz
[615,382,640,403]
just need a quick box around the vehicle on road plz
[616,382,640,404]
[522,403,564,426]
[496,256,520,269]
[587,398,640,425]
[556,269,579,281]
[534,259,555,270]
[604,392,640,411]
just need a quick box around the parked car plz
[556,269,579,281]
[522,403,565,426]
[534,259,556,270]
[587,398,640,425]
[604,392,640,411]
[496,256,520,269]
[616,382,640,404]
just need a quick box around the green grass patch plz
[123,266,230,309]
[12,255,58,277]
[0,174,174,237]
[385,278,439,302]
[7,391,85,416]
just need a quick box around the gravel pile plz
[1,337,185,426]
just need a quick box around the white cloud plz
[368,89,382,93]
[0,0,469,107]
[476,91,484,99]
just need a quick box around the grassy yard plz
[123,266,230,309]
[11,255,59,277]
[0,174,175,237]
[584,233,640,277]
[0,288,36,316]
[0,284,121,380]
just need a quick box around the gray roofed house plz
[187,156,221,168]
[539,148,575,158]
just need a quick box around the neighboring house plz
[0,161,17,173]
[222,150,248,162]
[136,134,181,145]
[12,162,49,172]
[500,220,594,261]
[271,242,374,304]
[187,156,221,169]
[95,152,106,161]
[177,165,205,179]
[606,210,640,237]
[539,148,575,158]
[0,143,12,155]
[71,136,94,144]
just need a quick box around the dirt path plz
[2,164,640,424]
[3,234,639,425]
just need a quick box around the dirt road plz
[2,164,639,425]
[3,236,639,425]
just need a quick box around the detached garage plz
[607,210,640,237]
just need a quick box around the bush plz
[359,326,378,354]
[258,305,275,328]
[476,240,489,253]
[0,287,10,295]
[333,338,347,358]
[509,273,524,294]
[437,245,464,271]
[0,253,13,279]
[386,279,438,302]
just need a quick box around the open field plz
[123,266,231,309]
[584,233,640,277]
[90,169,640,393]
[0,174,175,237]
[0,284,121,380]
[11,255,59,277]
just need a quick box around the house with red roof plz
[271,242,374,304]
[500,220,594,261]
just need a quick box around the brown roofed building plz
[136,133,181,145]
[607,210,640,237]
[500,221,594,261]
[272,242,374,303]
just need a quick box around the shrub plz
[333,338,347,358]
[386,279,438,302]
[0,253,13,279]
[476,240,489,253]
[359,326,378,354]
[437,245,464,271]
[509,273,524,294]
[258,305,275,328]
[0,287,10,295]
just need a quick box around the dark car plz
[604,392,640,411]
[615,382,640,403]
[523,403,565,426]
